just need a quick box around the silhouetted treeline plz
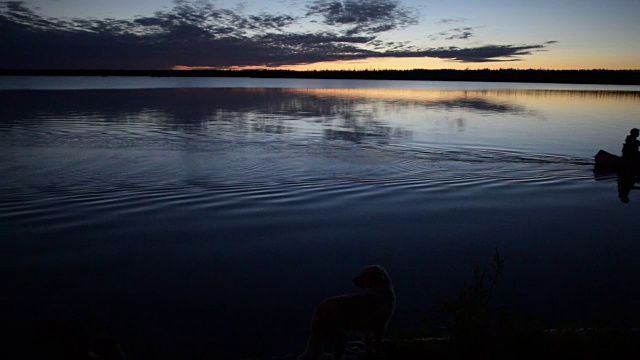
[2,68,640,85]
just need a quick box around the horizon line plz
[3,68,640,86]
[2,68,640,72]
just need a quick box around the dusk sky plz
[1,0,639,70]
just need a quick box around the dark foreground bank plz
[2,68,640,85]
[10,325,640,360]
[267,329,640,360]
[382,329,640,360]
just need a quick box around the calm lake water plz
[3,76,640,359]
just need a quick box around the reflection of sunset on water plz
[286,87,640,102]
[284,88,640,124]
[3,83,637,158]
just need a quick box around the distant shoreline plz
[2,69,640,86]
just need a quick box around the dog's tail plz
[297,334,322,360]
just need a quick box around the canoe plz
[594,149,639,174]
[594,150,621,169]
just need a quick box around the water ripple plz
[1,148,595,232]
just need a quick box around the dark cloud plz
[437,18,467,25]
[409,44,549,63]
[245,14,298,30]
[247,32,378,66]
[429,27,475,41]
[446,27,474,40]
[305,0,418,35]
[0,0,555,69]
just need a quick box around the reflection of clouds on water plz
[427,97,528,115]
[324,124,410,143]
[435,116,466,133]
[287,88,535,115]
[3,87,638,151]
[2,88,532,124]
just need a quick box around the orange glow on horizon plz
[172,55,640,72]
[274,56,640,71]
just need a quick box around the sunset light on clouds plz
[1,0,639,70]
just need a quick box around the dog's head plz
[352,265,390,289]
